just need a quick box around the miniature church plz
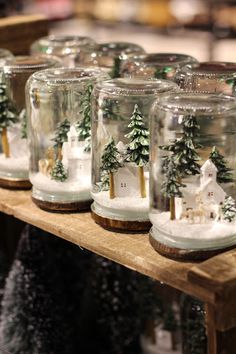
[175,159,226,220]
[62,125,91,182]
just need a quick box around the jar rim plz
[30,67,108,84]
[154,92,236,115]
[3,55,60,72]
[94,78,178,96]
[126,53,197,66]
[34,35,95,47]
[182,61,236,76]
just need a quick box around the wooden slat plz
[0,15,48,55]
[0,187,214,304]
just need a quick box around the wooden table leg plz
[206,303,236,354]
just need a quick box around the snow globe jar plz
[175,62,236,94]
[0,49,13,66]
[121,53,198,81]
[91,78,178,231]
[149,92,236,260]
[30,35,96,67]
[26,67,108,212]
[0,55,59,189]
[77,42,145,78]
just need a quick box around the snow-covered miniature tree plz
[222,196,236,222]
[76,83,93,152]
[100,138,121,199]
[101,99,123,122]
[53,118,71,160]
[160,114,201,178]
[209,146,233,184]
[154,66,172,79]
[161,156,185,220]
[20,108,27,139]
[51,159,68,182]
[0,82,18,157]
[110,57,121,79]
[125,104,149,198]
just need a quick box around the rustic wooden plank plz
[0,15,48,55]
[0,187,214,303]
[188,250,236,331]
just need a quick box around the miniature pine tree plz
[100,138,121,199]
[110,56,121,78]
[125,104,149,198]
[51,159,68,182]
[76,83,93,152]
[101,99,123,121]
[161,156,185,220]
[160,114,201,178]
[20,108,27,139]
[0,82,18,157]
[209,146,233,184]
[154,66,172,79]
[222,196,236,222]
[53,118,71,160]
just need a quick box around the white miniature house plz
[62,125,91,182]
[175,159,226,220]
[114,164,140,197]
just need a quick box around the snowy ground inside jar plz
[0,154,29,179]
[31,172,91,203]
[150,211,236,250]
[91,191,149,221]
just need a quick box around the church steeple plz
[200,159,218,185]
[67,125,78,148]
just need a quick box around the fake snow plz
[91,190,149,221]
[92,191,149,212]
[0,153,28,178]
[31,172,91,202]
[150,211,236,250]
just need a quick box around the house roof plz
[201,159,218,172]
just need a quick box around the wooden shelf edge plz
[0,188,219,305]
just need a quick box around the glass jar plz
[121,53,198,80]
[76,42,145,78]
[0,55,60,188]
[26,67,108,211]
[91,78,178,231]
[175,62,236,94]
[30,35,96,67]
[149,92,236,259]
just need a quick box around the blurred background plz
[2,0,236,61]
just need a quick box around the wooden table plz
[0,187,235,354]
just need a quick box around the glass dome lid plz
[154,92,236,115]
[94,78,178,96]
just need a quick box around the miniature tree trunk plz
[170,196,176,220]
[109,172,115,199]
[57,146,62,161]
[139,166,146,198]
[2,127,10,158]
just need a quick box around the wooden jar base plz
[0,177,32,190]
[149,233,236,261]
[32,196,92,213]
[91,211,151,232]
